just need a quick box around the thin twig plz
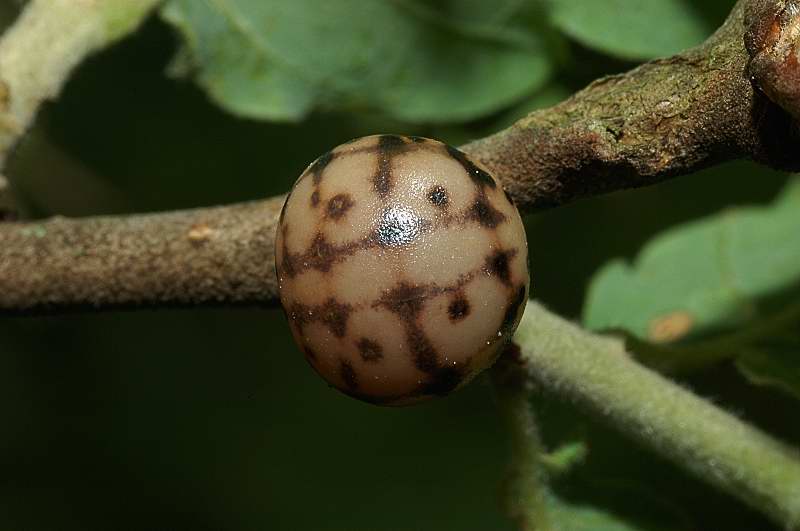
[492,349,554,531]
[0,198,284,313]
[0,0,162,171]
[514,301,800,529]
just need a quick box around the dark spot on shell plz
[374,207,427,247]
[310,190,320,207]
[377,282,428,320]
[427,185,449,207]
[445,145,496,189]
[320,298,352,338]
[485,249,517,286]
[501,286,527,335]
[326,193,354,220]
[407,325,439,374]
[448,296,470,321]
[309,150,334,185]
[340,360,358,390]
[466,198,506,228]
[409,136,428,143]
[357,338,384,362]
[420,365,466,396]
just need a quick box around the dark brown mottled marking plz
[326,193,355,220]
[307,233,337,273]
[282,231,370,277]
[485,249,517,286]
[407,325,439,374]
[280,249,295,279]
[377,282,428,319]
[380,134,407,149]
[288,302,310,329]
[373,135,407,198]
[445,145,496,189]
[310,190,320,207]
[278,297,291,322]
[280,226,296,277]
[466,198,506,228]
[304,346,317,361]
[340,360,358,390]
[320,298,352,338]
[427,185,449,207]
[309,150,334,185]
[501,286,527,335]
[420,365,466,396]
[357,338,384,362]
[448,296,470,321]
[373,169,392,198]
[325,138,443,161]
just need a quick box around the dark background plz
[1,3,797,530]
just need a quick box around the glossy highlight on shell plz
[275,134,529,405]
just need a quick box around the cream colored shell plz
[275,135,529,405]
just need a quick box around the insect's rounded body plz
[276,135,529,405]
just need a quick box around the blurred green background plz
[2,1,798,529]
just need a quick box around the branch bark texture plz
[466,0,800,210]
[0,198,283,313]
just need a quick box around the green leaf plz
[584,178,800,344]
[549,0,711,60]
[160,0,554,123]
[583,178,800,397]
[736,342,800,400]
